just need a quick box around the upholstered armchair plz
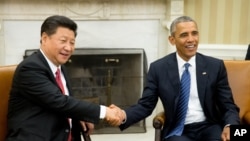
[153,60,250,141]
[0,65,16,141]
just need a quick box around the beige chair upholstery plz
[153,60,250,141]
[0,65,16,141]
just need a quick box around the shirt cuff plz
[99,105,106,119]
[224,124,230,128]
[121,110,127,124]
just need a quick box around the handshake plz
[79,104,126,136]
[105,104,126,126]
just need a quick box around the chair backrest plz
[0,65,16,141]
[224,60,250,122]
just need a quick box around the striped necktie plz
[166,63,190,138]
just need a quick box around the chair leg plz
[155,129,161,141]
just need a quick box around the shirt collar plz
[40,48,61,77]
[176,52,196,69]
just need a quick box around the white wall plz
[2,20,160,66]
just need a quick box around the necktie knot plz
[56,68,61,76]
[184,63,190,70]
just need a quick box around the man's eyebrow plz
[179,32,188,36]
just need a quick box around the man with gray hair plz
[111,16,240,141]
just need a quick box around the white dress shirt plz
[176,53,206,124]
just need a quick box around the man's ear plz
[168,35,175,45]
[41,32,48,44]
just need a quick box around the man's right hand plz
[105,104,126,126]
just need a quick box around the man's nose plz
[187,34,195,42]
[64,42,74,51]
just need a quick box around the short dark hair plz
[40,15,77,37]
[170,16,197,36]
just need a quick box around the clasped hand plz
[105,104,126,126]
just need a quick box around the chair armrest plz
[243,111,250,125]
[83,132,91,141]
[153,111,165,141]
[153,111,165,129]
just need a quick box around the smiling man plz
[6,15,123,141]
[115,16,240,141]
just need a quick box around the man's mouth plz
[186,45,195,48]
[60,53,69,57]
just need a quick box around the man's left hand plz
[80,121,94,135]
[221,125,230,141]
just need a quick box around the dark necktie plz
[55,68,72,141]
[166,63,190,138]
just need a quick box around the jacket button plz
[65,129,69,133]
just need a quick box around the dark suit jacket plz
[6,50,100,141]
[120,52,240,140]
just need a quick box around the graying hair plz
[170,16,197,36]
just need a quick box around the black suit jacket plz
[6,50,100,141]
[120,52,240,140]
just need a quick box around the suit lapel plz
[196,54,208,109]
[37,50,56,80]
[166,53,181,112]
[61,65,72,96]
[37,50,72,96]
